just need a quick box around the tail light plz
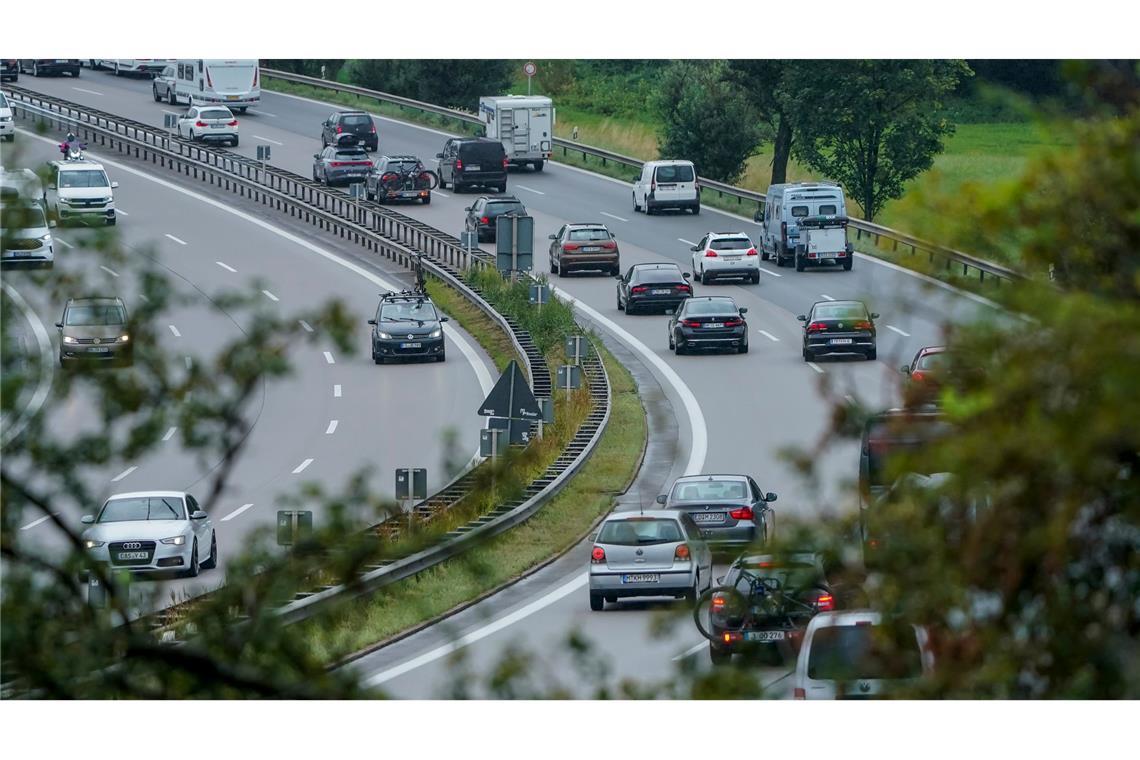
[682,319,702,328]
[677,284,691,293]
[195,121,207,127]
[854,320,873,330]
[370,124,377,133]
[602,241,617,250]
[650,181,656,192]
[562,243,580,252]
[252,68,258,88]
[674,543,690,561]
[807,321,828,333]
[728,505,753,520]
[746,248,758,256]
[631,285,648,294]
[591,546,606,564]
[793,687,806,699]
[704,250,718,258]
[813,593,835,611]
[910,370,927,382]
[330,161,346,167]
[480,216,489,225]
[502,157,509,169]
[711,593,727,612]
[455,159,464,171]
[227,120,238,127]
[724,318,744,328]
[336,125,343,133]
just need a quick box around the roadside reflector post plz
[395,467,427,528]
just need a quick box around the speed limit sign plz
[523,62,537,77]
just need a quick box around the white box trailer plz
[479,95,555,172]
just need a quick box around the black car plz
[321,110,377,152]
[368,292,449,364]
[615,262,692,315]
[705,552,836,666]
[668,296,748,355]
[366,154,432,205]
[798,299,878,361]
[436,138,507,193]
[464,196,525,243]
[1,59,18,82]
[19,59,80,77]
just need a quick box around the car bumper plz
[61,343,131,362]
[373,336,445,359]
[377,189,429,202]
[798,251,851,267]
[646,194,699,210]
[693,524,756,549]
[702,258,759,276]
[589,567,696,597]
[560,254,619,271]
[58,205,115,223]
[628,293,690,311]
[31,64,79,74]
[87,542,191,573]
[0,121,13,136]
[2,242,54,265]
[456,171,506,186]
[677,326,747,348]
[806,332,876,354]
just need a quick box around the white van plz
[632,159,700,216]
[792,610,934,699]
[45,159,119,226]
[0,90,13,142]
[756,182,847,267]
[167,60,260,112]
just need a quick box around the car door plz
[747,477,769,535]
[437,140,453,180]
[692,234,709,273]
[184,495,205,555]
[550,224,566,261]
[322,114,335,144]
[179,107,195,138]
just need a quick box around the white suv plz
[175,105,239,147]
[690,232,760,284]
[46,159,118,226]
[632,159,700,216]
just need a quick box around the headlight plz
[84,539,105,549]
[429,328,442,338]
[41,234,52,242]
[0,116,11,122]
[376,331,391,339]
[62,336,77,344]
[160,535,185,546]
[119,335,130,343]
[99,197,112,203]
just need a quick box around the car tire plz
[453,181,464,193]
[691,203,700,215]
[867,347,877,361]
[231,136,239,147]
[313,168,319,183]
[497,183,507,193]
[632,193,641,213]
[185,539,200,578]
[152,85,161,102]
[675,340,686,356]
[589,593,604,612]
[436,352,446,363]
[422,194,430,205]
[803,346,814,362]
[168,89,177,106]
[201,532,218,569]
[709,645,732,666]
[796,254,805,272]
[738,340,748,354]
[751,271,760,284]
[373,353,383,365]
[701,268,712,285]
[684,575,699,605]
[534,160,544,172]
[645,202,655,216]
[668,331,675,350]
[551,257,560,275]
[189,129,197,142]
[616,292,624,311]
[843,256,854,271]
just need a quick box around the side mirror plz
[765,492,778,503]
[689,245,699,252]
[796,315,807,322]
[548,234,557,240]
[190,510,208,520]
[655,494,667,505]
[739,307,748,314]
[313,153,320,159]
[682,272,691,280]
[753,210,763,223]
[440,316,450,323]
[900,365,911,375]
[54,322,63,329]
[614,274,623,281]
[111,181,119,189]
[588,532,598,542]
[464,207,472,212]
[367,319,376,325]
[631,175,639,183]
[870,312,880,319]
[81,515,95,524]
[435,152,444,159]
[716,576,724,585]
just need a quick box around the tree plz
[790,60,970,221]
[654,61,761,184]
[724,60,801,186]
[344,60,514,111]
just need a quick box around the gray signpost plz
[395,467,427,528]
[496,214,534,277]
[480,427,507,459]
[276,510,314,547]
[557,364,582,392]
[529,283,550,307]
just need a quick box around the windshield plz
[635,267,683,284]
[59,170,109,189]
[65,304,126,326]
[671,479,748,501]
[568,228,610,241]
[598,518,682,546]
[916,352,946,371]
[384,161,421,174]
[710,237,751,250]
[1,204,47,230]
[98,496,186,522]
[684,299,737,316]
[199,108,233,121]
[814,303,868,320]
[380,301,438,322]
[807,624,923,681]
[0,92,8,108]
[655,164,694,183]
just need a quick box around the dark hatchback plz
[1,59,17,81]
[321,110,377,151]
[616,263,692,314]
[656,474,776,552]
[668,296,748,355]
[436,138,508,193]
[465,196,526,242]
[799,300,878,361]
[368,293,449,363]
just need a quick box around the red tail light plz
[195,120,207,127]
[854,320,873,330]
[456,159,463,171]
[562,243,580,252]
[370,124,376,133]
[813,593,835,611]
[807,321,828,333]
[910,370,927,382]
[746,248,758,256]
[502,157,509,169]
[330,161,346,167]
[793,687,806,699]
[602,241,617,250]
[682,319,702,328]
[728,505,753,520]
[711,593,727,611]
[227,120,238,127]
[677,284,691,293]
[650,181,656,191]
[336,125,342,133]
[704,250,718,258]
[724,318,744,328]
[674,543,690,561]
[631,285,648,294]
[591,546,606,564]
[781,221,788,246]
[480,216,490,225]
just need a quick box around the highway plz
[12,70,1003,693]
[3,126,494,616]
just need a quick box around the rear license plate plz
[830,338,853,345]
[704,322,724,329]
[693,512,725,523]
[466,164,481,171]
[56,59,69,63]
[658,183,676,189]
[818,252,836,258]
[401,342,422,349]
[582,246,600,252]
[211,124,225,128]
[621,573,659,584]
[116,551,148,560]
[744,630,786,641]
[723,255,741,261]
[652,289,671,295]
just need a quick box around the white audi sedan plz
[81,491,217,577]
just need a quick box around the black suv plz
[464,196,526,243]
[436,138,507,193]
[1,59,17,82]
[368,291,449,364]
[321,110,378,152]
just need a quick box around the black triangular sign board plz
[477,360,542,419]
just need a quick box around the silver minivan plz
[632,159,700,215]
[756,182,847,267]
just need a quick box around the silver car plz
[656,474,776,552]
[588,510,712,610]
[81,491,217,578]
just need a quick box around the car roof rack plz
[379,289,431,302]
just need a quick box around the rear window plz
[807,624,923,681]
[59,170,109,189]
[634,267,683,284]
[383,161,421,174]
[98,497,185,523]
[732,561,820,592]
[814,303,868,320]
[568,228,611,242]
[818,204,838,215]
[199,109,232,121]
[915,353,946,371]
[334,149,368,160]
[598,518,682,546]
[684,299,738,316]
[791,205,810,218]
[65,304,126,326]
[486,201,524,215]
[671,479,748,501]
[459,141,506,162]
[341,114,371,126]
[655,164,694,183]
[710,237,751,250]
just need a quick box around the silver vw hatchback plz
[588,510,712,611]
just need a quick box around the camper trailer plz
[478,95,554,171]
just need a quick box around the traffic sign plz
[395,468,427,501]
[523,62,537,77]
[478,360,541,420]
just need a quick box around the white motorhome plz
[168,60,260,112]
[478,95,554,171]
[756,182,847,268]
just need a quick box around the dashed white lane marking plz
[99,265,119,277]
[672,641,708,661]
[55,236,74,249]
[298,320,313,332]
[168,324,181,337]
[323,351,335,364]
[820,293,836,301]
[886,325,911,337]
[254,110,278,118]
[162,426,177,442]
[433,190,449,198]
[221,503,254,522]
[116,209,129,217]
[216,261,237,273]
[325,419,338,435]
[20,513,60,531]
[515,184,545,195]
[758,330,780,342]
[111,465,138,482]
[253,135,284,145]
[808,362,825,374]
[600,211,628,222]
[139,294,150,303]
[760,267,782,278]
[262,289,279,302]
[164,233,187,245]
[73,87,104,96]
[678,238,697,246]
[292,458,314,474]
[333,384,342,397]
[184,356,193,369]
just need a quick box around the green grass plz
[300,341,645,664]
[425,278,515,372]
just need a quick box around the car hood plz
[84,520,191,542]
[379,320,440,337]
[58,187,112,200]
[63,324,125,341]
[1,225,49,239]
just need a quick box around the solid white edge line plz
[162,426,177,441]
[365,572,589,686]
[292,458,314,474]
[110,465,137,482]
[758,330,780,342]
[54,236,73,249]
[808,362,825,374]
[333,384,342,397]
[221,503,255,522]
[433,190,449,198]
[1,282,55,448]
[886,324,911,337]
[168,324,181,337]
[262,289,279,302]
[72,87,104,96]
[325,419,338,435]
[216,261,237,273]
[323,351,335,364]
[99,265,120,277]
[164,233,186,245]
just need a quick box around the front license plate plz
[227,95,239,100]
[11,251,31,258]
[401,342,421,349]
[744,630,786,642]
[704,322,724,329]
[583,246,600,252]
[693,512,725,523]
[466,164,481,171]
[830,338,853,345]
[622,573,659,584]
[86,347,110,353]
[652,289,671,295]
[116,551,148,560]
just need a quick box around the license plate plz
[621,573,659,584]
[466,164,481,171]
[11,251,31,258]
[723,255,741,261]
[56,59,69,63]
[704,322,724,329]
[744,630,786,641]
[818,252,836,258]
[652,289,671,295]
[86,347,110,353]
[401,342,421,349]
[116,551,148,560]
[693,512,725,523]
[227,95,239,100]
[582,246,600,252]
[830,338,853,345]
[211,124,225,128]
[658,183,676,189]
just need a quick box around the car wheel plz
[691,203,700,215]
[231,136,239,147]
[169,89,177,106]
[373,353,383,365]
[436,352,446,362]
[796,253,806,272]
[668,330,675,350]
[453,181,464,193]
[106,217,116,227]
[589,593,604,612]
[738,339,748,354]
[709,645,732,666]
[422,194,431,205]
[533,160,544,172]
[616,292,624,311]
[152,85,161,102]
[675,340,686,356]
[551,257,560,275]
[701,268,711,285]
[645,202,655,216]
[201,532,218,569]
[867,347,877,361]
[190,129,197,142]
[497,183,507,193]
[632,193,640,212]
[684,574,699,605]
[751,271,760,284]
[843,256,854,271]
[313,168,319,182]
[803,346,814,362]
[185,539,200,578]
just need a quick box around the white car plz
[0,90,14,142]
[792,610,934,699]
[176,105,239,147]
[45,159,118,226]
[0,200,53,268]
[81,491,217,577]
[689,232,760,285]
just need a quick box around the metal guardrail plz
[8,89,611,634]
[261,68,1023,286]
